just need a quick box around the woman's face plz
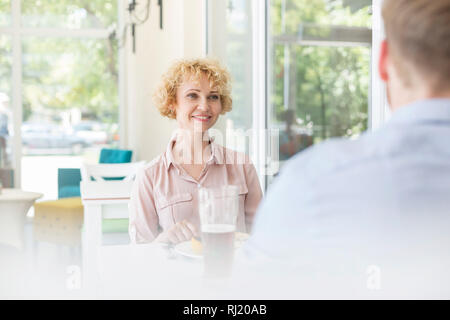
[173,73,222,133]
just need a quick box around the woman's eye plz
[208,95,219,100]
[187,93,198,99]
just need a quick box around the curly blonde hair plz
[153,58,233,119]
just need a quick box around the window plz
[207,0,373,189]
[207,0,254,156]
[268,0,372,180]
[0,1,11,171]
[0,1,120,200]
[0,0,10,26]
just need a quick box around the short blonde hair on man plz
[153,58,233,119]
[382,0,450,92]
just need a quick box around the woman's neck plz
[173,129,211,165]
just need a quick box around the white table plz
[83,243,245,299]
[80,195,240,298]
[79,175,247,299]
[0,188,43,249]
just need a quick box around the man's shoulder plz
[282,135,372,180]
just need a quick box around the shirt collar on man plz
[389,98,450,125]
[164,130,222,170]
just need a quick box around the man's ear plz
[379,39,389,82]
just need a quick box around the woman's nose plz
[197,97,209,111]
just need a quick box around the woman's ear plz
[169,104,176,117]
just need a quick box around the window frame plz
[0,0,125,187]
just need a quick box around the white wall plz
[122,0,207,162]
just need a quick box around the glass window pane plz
[0,0,10,26]
[21,37,119,199]
[21,0,117,29]
[208,0,253,154]
[223,0,253,131]
[269,0,372,179]
[0,35,12,175]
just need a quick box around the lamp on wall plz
[111,0,163,54]
[128,0,137,53]
[227,0,234,14]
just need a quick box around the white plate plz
[173,241,202,259]
[173,233,250,259]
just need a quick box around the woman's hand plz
[156,220,198,244]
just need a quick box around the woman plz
[129,58,263,244]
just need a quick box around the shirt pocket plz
[237,184,249,232]
[156,193,193,226]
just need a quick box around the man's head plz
[379,0,450,110]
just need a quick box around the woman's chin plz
[188,122,214,132]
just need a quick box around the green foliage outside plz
[22,37,118,125]
[0,35,11,99]
[0,0,119,127]
[224,0,371,145]
[271,0,372,142]
[0,0,10,26]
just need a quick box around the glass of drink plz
[198,185,239,278]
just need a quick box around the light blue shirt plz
[238,99,450,296]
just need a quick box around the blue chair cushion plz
[58,186,81,198]
[99,148,132,164]
[99,148,133,181]
[58,168,81,199]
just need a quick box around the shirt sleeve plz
[243,162,263,232]
[128,167,160,243]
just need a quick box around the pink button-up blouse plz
[129,133,263,243]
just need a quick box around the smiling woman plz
[128,58,263,245]
[153,58,232,119]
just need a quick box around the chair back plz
[80,161,145,200]
[99,148,133,164]
[81,161,144,182]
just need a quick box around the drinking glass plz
[198,185,239,278]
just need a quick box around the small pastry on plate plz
[191,236,203,254]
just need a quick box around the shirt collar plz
[389,98,450,125]
[164,130,222,170]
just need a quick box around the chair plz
[80,161,145,242]
[80,161,144,242]
[33,148,134,266]
[57,148,134,199]
[80,161,145,286]
[34,197,83,246]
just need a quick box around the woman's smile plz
[191,114,212,122]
